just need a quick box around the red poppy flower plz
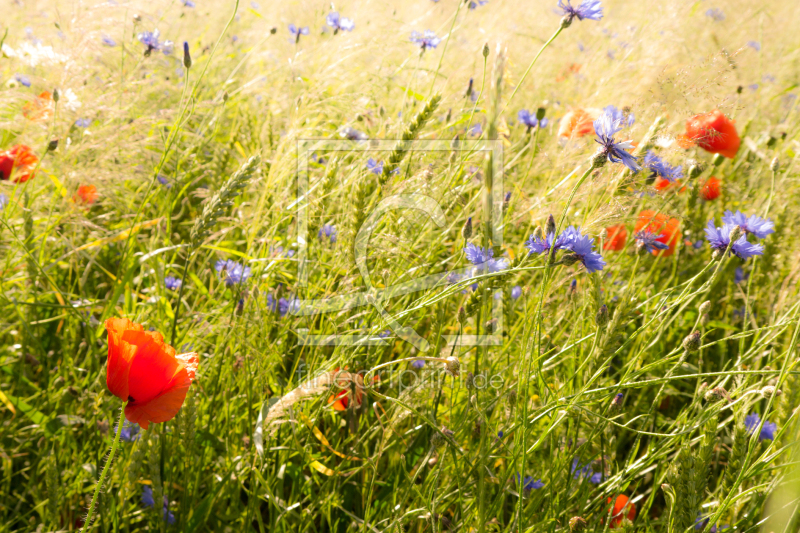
[105,318,198,429]
[607,494,636,528]
[701,176,721,201]
[74,184,98,205]
[22,91,55,122]
[0,144,40,183]
[634,210,680,257]
[327,370,378,411]
[558,108,602,138]
[680,109,740,159]
[604,224,627,251]
[653,178,687,194]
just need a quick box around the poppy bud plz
[482,43,489,58]
[728,225,744,243]
[682,331,701,352]
[699,300,711,314]
[462,217,473,239]
[590,151,607,169]
[712,153,725,167]
[760,385,781,399]
[270,27,277,34]
[444,356,460,376]
[596,304,609,327]
[700,313,710,327]
[536,107,547,121]
[47,138,59,152]
[52,88,60,103]
[688,164,702,180]
[546,214,557,237]
[569,517,587,532]
[183,41,192,69]
[770,157,779,173]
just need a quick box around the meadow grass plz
[2,0,800,531]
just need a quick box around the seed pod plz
[536,107,547,121]
[682,331,701,352]
[533,226,545,240]
[595,304,610,327]
[569,517,587,532]
[466,372,475,390]
[47,138,59,152]
[444,356,460,377]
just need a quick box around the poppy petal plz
[105,318,143,401]
[125,366,193,430]
[123,330,182,405]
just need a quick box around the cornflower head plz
[518,109,549,131]
[634,230,669,254]
[571,458,592,479]
[137,29,174,56]
[157,175,172,188]
[215,259,251,286]
[464,243,508,273]
[340,126,368,141]
[562,232,606,273]
[516,474,545,491]
[366,158,383,175]
[164,276,182,291]
[318,223,337,244]
[14,74,31,87]
[119,420,141,442]
[289,24,310,43]
[468,0,488,9]
[101,35,116,46]
[141,486,176,524]
[721,210,774,239]
[326,12,355,33]
[525,225,579,255]
[557,0,603,27]
[278,297,299,317]
[705,221,763,260]
[0,193,8,211]
[643,151,683,182]
[705,8,725,21]
[410,30,441,51]
[511,286,522,299]
[744,413,777,441]
[411,359,425,369]
[593,109,640,171]
[75,118,91,128]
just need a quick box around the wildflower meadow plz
[3,0,800,531]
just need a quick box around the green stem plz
[501,26,563,115]
[81,403,127,533]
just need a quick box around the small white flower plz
[62,88,82,111]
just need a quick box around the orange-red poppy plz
[105,318,198,429]
[679,109,740,159]
[607,494,636,528]
[22,91,55,122]
[556,63,582,82]
[558,108,602,138]
[604,224,627,251]
[0,144,39,183]
[701,176,721,201]
[327,370,378,411]
[634,210,680,257]
[653,177,687,194]
[74,184,99,205]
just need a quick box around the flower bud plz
[682,331,701,352]
[457,306,467,324]
[482,43,490,58]
[761,385,782,399]
[728,225,743,243]
[444,356,460,376]
[133,14,141,22]
[699,300,711,314]
[183,41,192,69]
[595,304,609,327]
[610,392,624,413]
[533,226,544,240]
[270,27,277,34]
[536,107,547,121]
[47,138,59,152]
[546,214,557,237]
[712,153,725,167]
[590,151,607,169]
[711,249,724,261]
[704,386,730,402]
[569,517,587,532]
[770,157,779,173]
[431,426,454,447]
[466,371,475,390]
[688,165,702,180]
[560,253,581,266]
[462,217,473,239]
[560,15,573,29]
[700,313,709,327]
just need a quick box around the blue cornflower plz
[744,413,777,441]
[643,151,683,182]
[594,110,640,172]
[157,175,172,188]
[411,359,425,369]
[517,109,548,131]
[721,210,774,239]
[590,472,604,484]
[141,487,176,524]
[602,105,635,127]
[734,266,748,284]
[747,41,761,52]
[366,158,384,175]
[164,276,182,291]
[705,221,764,260]
[137,29,174,56]
[410,30,441,51]
[634,230,669,254]
[119,420,140,442]
[183,0,196,6]
[15,74,32,87]
[464,244,508,273]
[516,473,545,491]
[705,8,725,21]
[525,226,580,256]
[101,35,116,46]
[0,194,8,211]
[571,458,592,479]
[278,297,299,317]
[469,123,483,136]
[289,24,310,43]
[468,0,488,9]
[340,126,368,141]
[215,259,251,286]
[511,286,522,299]
[557,0,603,23]
[266,294,278,313]
[75,118,92,128]
[565,232,606,273]
[319,223,337,244]
[695,515,729,532]
[326,12,355,33]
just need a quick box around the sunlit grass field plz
[2,0,800,531]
